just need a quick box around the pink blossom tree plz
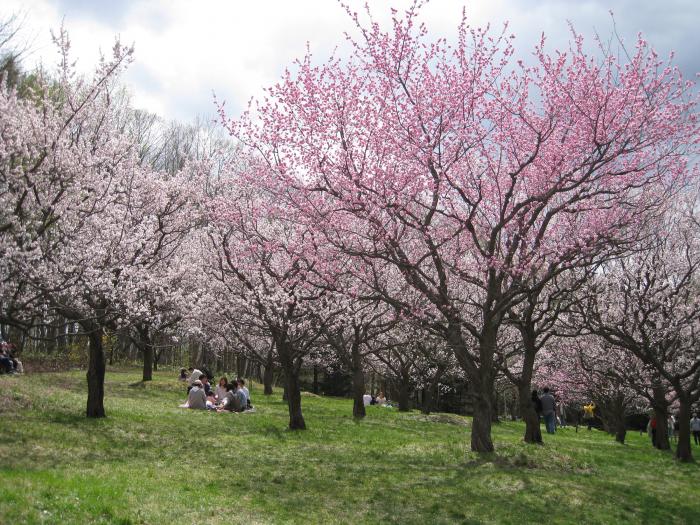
[202,174,340,429]
[220,4,697,451]
[320,296,398,418]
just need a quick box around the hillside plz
[1,369,698,524]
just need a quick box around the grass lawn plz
[1,368,698,524]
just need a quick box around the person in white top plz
[187,380,207,409]
[668,415,676,442]
[362,393,372,406]
[691,413,700,446]
[215,377,229,401]
[376,392,387,406]
[188,368,203,385]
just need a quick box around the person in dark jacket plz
[540,388,557,434]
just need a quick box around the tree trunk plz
[263,345,275,395]
[281,367,288,401]
[516,328,542,443]
[398,376,410,412]
[518,382,542,444]
[421,388,433,415]
[282,362,305,429]
[491,388,500,423]
[652,385,670,450]
[286,379,305,429]
[615,419,626,444]
[421,368,443,415]
[313,365,319,395]
[471,383,495,453]
[352,371,366,418]
[654,410,670,450]
[351,340,366,418]
[469,326,497,453]
[675,397,693,462]
[237,354,246,379]
[85,326,106,418]
[140,327,153,382]
[142,343,153,381]
[277,340,305,430]
[613,394,626,444]
[263,365,274,395]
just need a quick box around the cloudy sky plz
[3,0,699,123]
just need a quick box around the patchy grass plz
[1,369,698,524]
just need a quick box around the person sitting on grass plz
[179,368,188,381]
[199,374,213,397]
[235,380,248,410]
[215,377,228,401]
[376,392,387,406]
[201,375,219,405]
[237,378,251,409]
[218,382,245,412]
[187,380,207,410]
[0,350,12,374]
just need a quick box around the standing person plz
[583,402,596,431]
[668,415,676,443]
[690,413,700,446]
[557,404,567,428]
[540,388,556,434]
[673,415,680,443]
[649,415,657,445]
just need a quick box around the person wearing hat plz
[187,380,207,409]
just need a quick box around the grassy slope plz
[0,369,698,524]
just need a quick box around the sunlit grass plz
[1,368,698,524]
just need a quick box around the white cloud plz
[3,0,699,123]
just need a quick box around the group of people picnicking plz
[362,391,389,407]
[179,367,253,413]
[0,341,22,375]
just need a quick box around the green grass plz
[1,369,698,524]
